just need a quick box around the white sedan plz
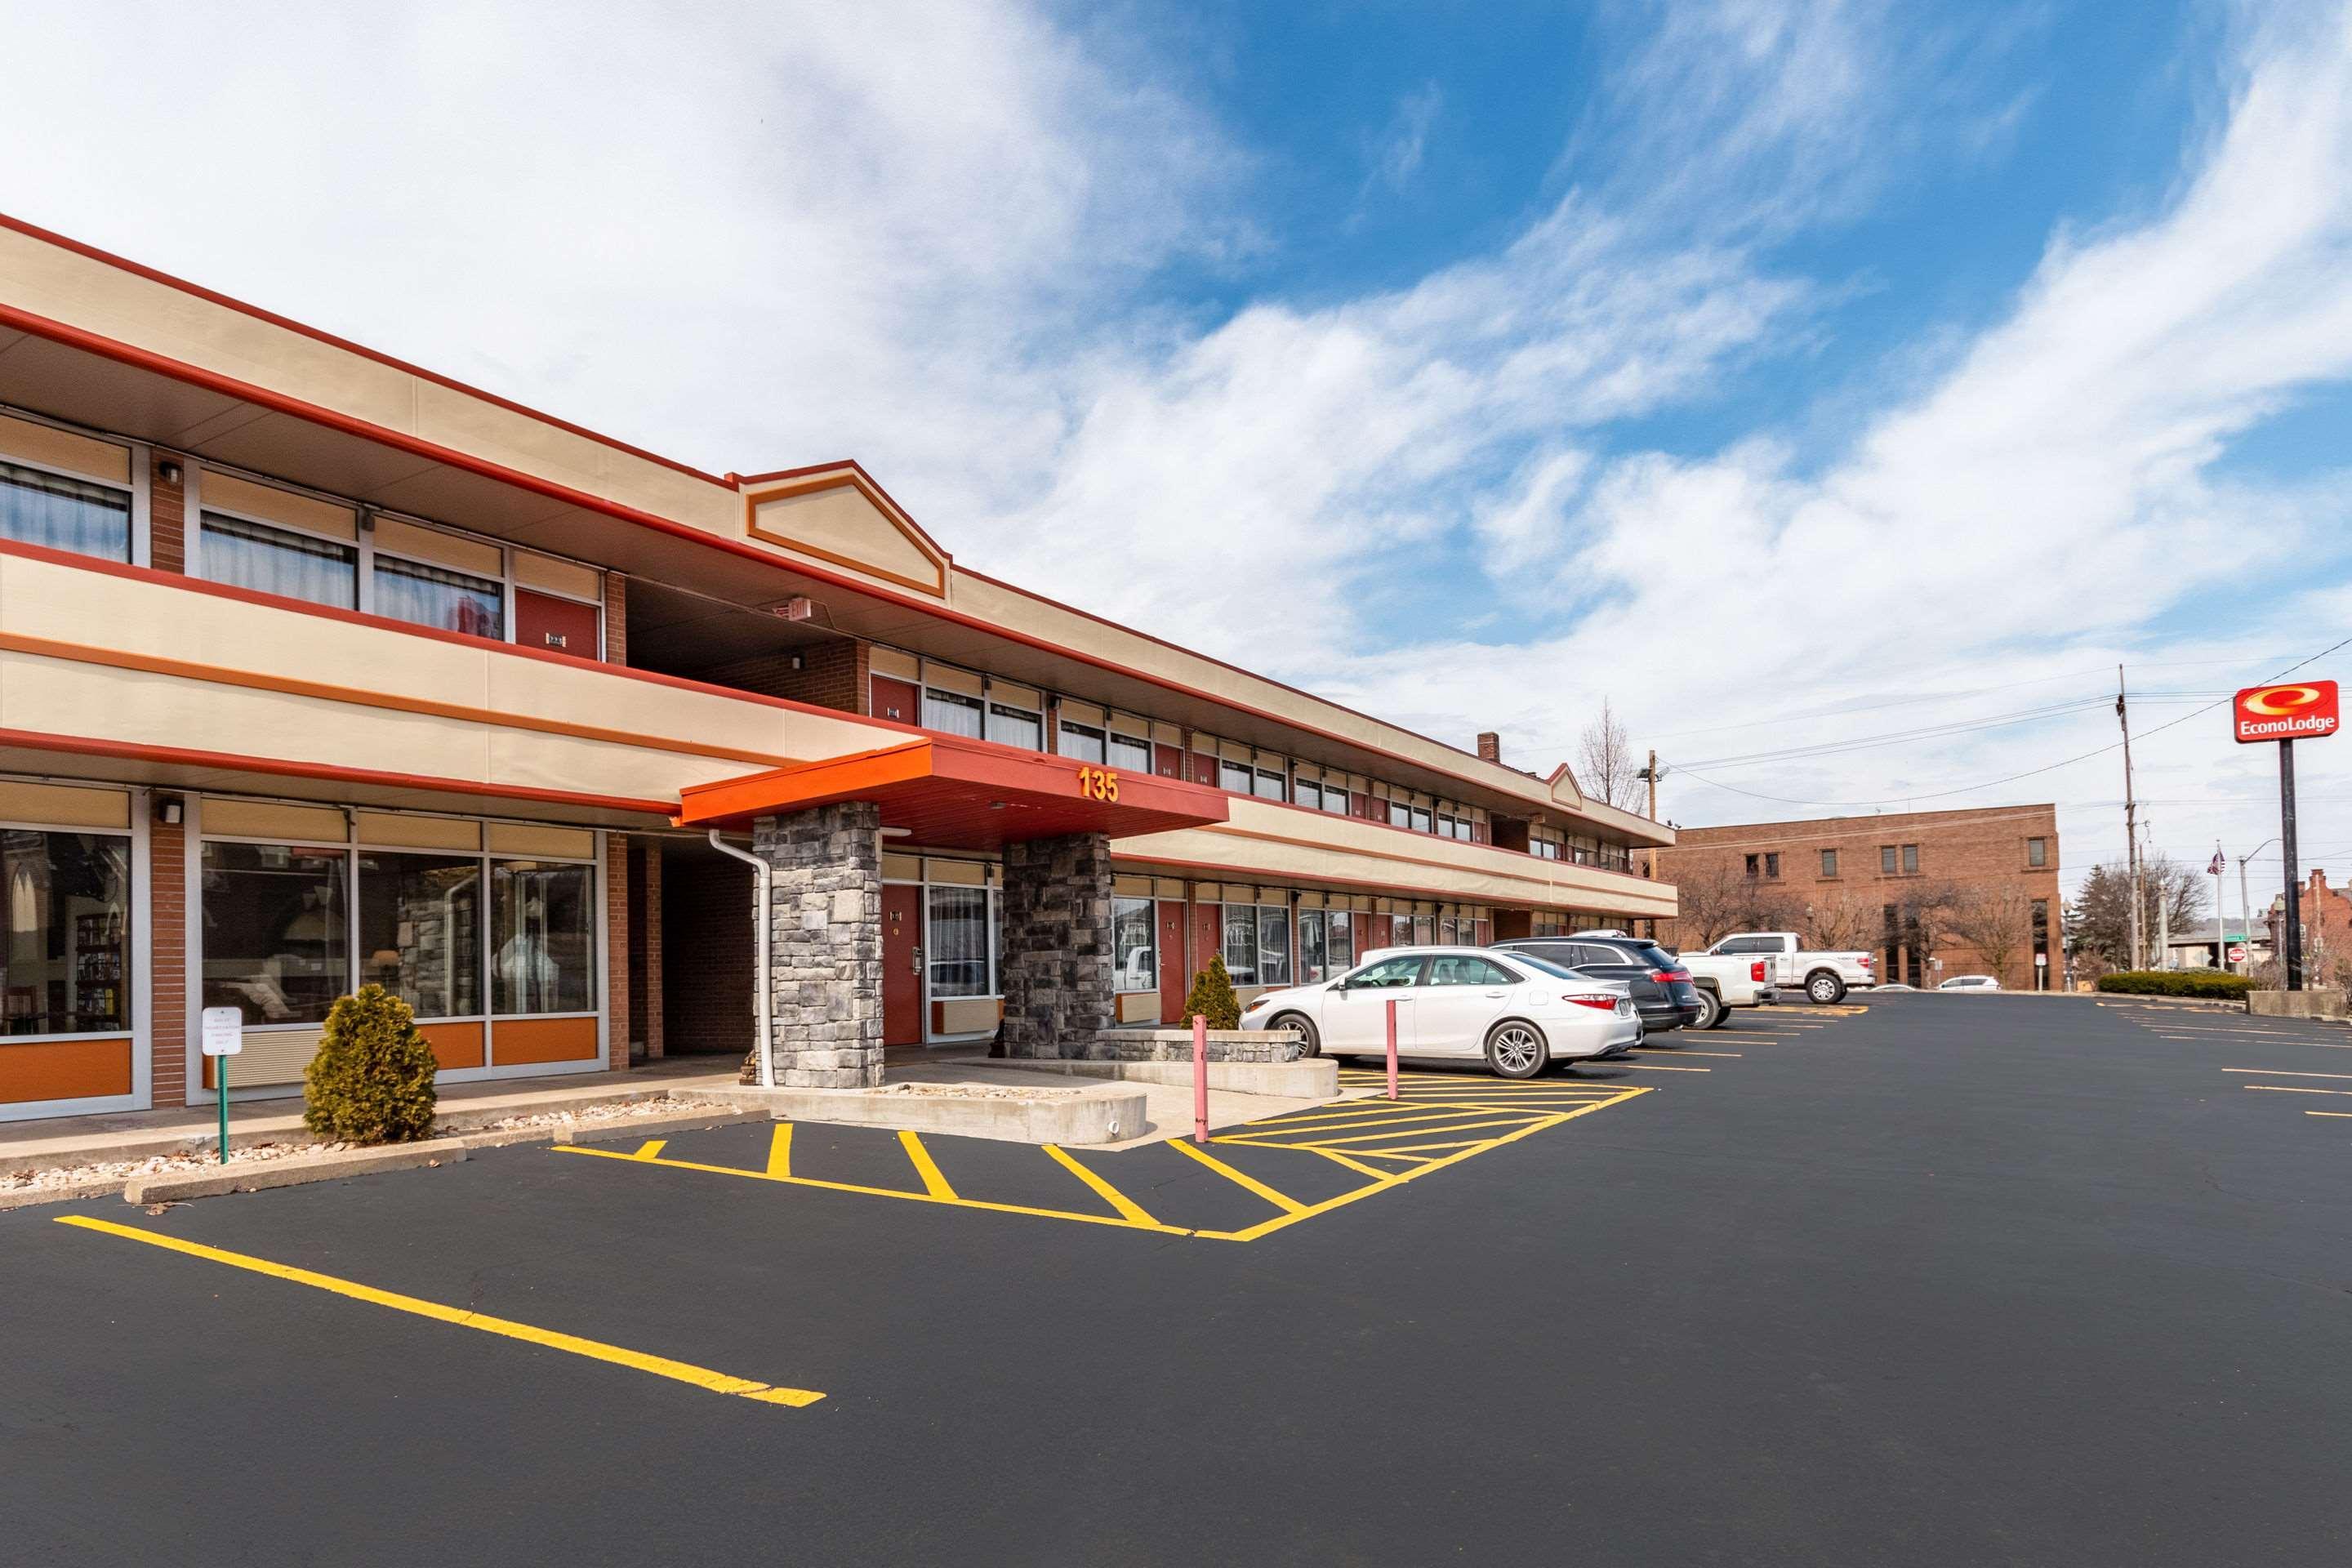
[1239,947,1641,1079]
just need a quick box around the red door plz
[1157,900,1189,1022]
[882,884,923,1046]
[514,589,601,660]
[871,675,919,726]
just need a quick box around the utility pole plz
[2117,666,2141,970]
[2211,844,2225,970]
[1636,750,1665,881]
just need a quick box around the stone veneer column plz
[1000,832,1116,1058]
[752,801,884,1087]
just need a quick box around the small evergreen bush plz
[304,985,439,1143]
[1183,954,1243,1030]
[2095,969,2254,1000]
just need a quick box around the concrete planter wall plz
[1080,1027,1306,1064]
[2247,988,2349,1019]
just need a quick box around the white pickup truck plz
[1673,950,1780,1029]
[1703,932,1876,1004]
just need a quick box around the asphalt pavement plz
[4,993,2348,1566]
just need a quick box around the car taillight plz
[1564,993,1619,1011]
[1859,956,1873,971]
[1651,969,1690,983]
[1750,960,1766,982]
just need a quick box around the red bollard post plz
[1192,1013,1209,1144]
[1385,997,1400,1100]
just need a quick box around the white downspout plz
[706,830,774,1089]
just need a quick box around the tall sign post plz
[201,1005,243,1164]
[2233,681,2341,991]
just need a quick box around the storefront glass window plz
[202,842,349,1025]
[0,460,131,562]
[1113,896,1154,991]
[1221,906,1258,985]
[374,556,504,639]
[358,852,481,1020]
[200,513,358,608]
[929,886,991,997]
[1298,909,1327,982]
[491,859,594,1014]
[0,829,131,1035]
[1258,904,1292,986]
[1327,910,1354,971]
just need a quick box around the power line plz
[1666,635,2352,810]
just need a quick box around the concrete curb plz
[0,1176,125,1213]
[695,1083,1147,1144]
[460,1107,771,1152]
[122,1138,469,1204]
[961,1055,1342,1098]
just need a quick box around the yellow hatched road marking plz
[898,1130,957,1198]
[1168,1138,1310,1213]
[1219,1114,1547,1151]
[1343,1137,1509,1156]
[1307,1147,1396,1179]
[1042,1144,1162,1227]
[2222,1067,2352,1080]
[1244,1104,1558,1136]
[54,1216,826,1407]
[630,1139,667,1160]
[765,1123,793,1177]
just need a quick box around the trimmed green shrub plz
[304,984,439,1143]
[2095,969,2253,1000]
[1183,954,1243,1030]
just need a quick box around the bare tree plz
[1660,862,1755,948]
[1805,894,1882,954]
[1944,882,2038,985]
[1576,699,1646,813]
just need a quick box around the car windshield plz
[1615,942,1678,968]
[1510,952,1583,980]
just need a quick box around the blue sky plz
[4,0,2351,905]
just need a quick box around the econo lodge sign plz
[2233,681,2340,744]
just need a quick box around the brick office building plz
[1654,805,2060,989]
[0,213,1676,1126]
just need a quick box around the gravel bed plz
[874,1081,1086,1100]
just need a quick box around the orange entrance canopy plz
[674,733,1232,851]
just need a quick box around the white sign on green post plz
[200,1006,243,1165]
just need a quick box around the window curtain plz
[928,886,990,996]
[0,461,131,561]
[200,514,357,608]
[375,557,504,638]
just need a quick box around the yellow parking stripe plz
[2307,1111,2352,1118]
[1610,1062,1712,1072]
[898,1130,956,1199]
[2243,1085,2352,1095]
[1633,1049,1742,1058]
[630,1139,667,1160]
[2223,1067,2352,1080]
[1221,1115,1545,1151]
[1244,1105,1548,1136]
[1043,1144,1162,1227]
[1168,1138,1310,1214]
[1307,1147,1396,1179]
[55,1216,825,1408]
[765,1123,793,1177]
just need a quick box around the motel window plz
[1437,813,1458,839]
[491,860,595,1015]
[1533,840,1561,861]
[1821,849,1838,877]
[1258,903,1292,986]
[1389,801,1414,829]
[1059,721,1107,764]
[1455,820,1474,842]
[373,556,504,639]
[922,688,984,738]
[1412,807,1434,835]
[1221,906,1258,986]
[199,512,358,609]
[2027,837,2047,868]
[1221,760,1254,795]
[928,886,991,998]
[1298,910,1327,982]
[1254,768,1287,803]
[1321,784,1349,815]
[201,842,350,1026]
[1113,896,1155,992]
[1881,844,1899,875]
[1109,733,1152,774]
[0,459,131,563]
[986,702,1042,751]
[0,828,131,1036]
[356,852,482,1021]
[1295,779,1322,812]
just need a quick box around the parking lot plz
[7,993,2350,1566]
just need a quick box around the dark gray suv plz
[1494,937,1705,1035]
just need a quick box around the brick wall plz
[604,832,630,1073]
[1655,804,2062,988]
[149,813,185,1107]
[604,573,626,665]
[150,453,186,574]
[663,849,754,1054]
[686,638,869,715]
[626,838,664,1059]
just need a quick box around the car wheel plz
[1692,988,1724,1030]
[1275,1013,1321,1058]
[1806,971,1846,1005]
[1484,1020,1548,1080]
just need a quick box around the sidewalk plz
[1,1057,743,1172]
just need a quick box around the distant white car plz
[1239,946,1641,1079]
[1937,975,2002,991]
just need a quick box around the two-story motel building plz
[0,213,1675,1123]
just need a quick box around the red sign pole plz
[1192,1013,1209,1145]
[1385,997,1400,1101]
